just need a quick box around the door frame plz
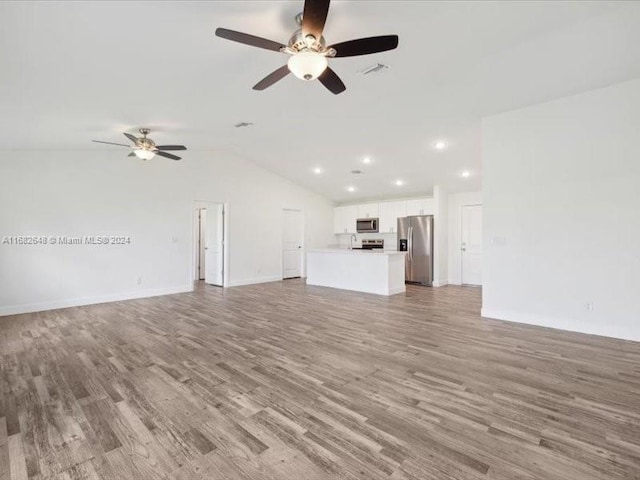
[282,208,305,280]
[192,200,230,288]
[460,203,482,286]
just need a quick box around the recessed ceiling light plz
[434,140,447,151]
[461,170,471,178]
[347,186,356,192]
[313,167,323,174]
[394,179,404,186]
[362,157,372,164]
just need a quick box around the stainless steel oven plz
[356,218,379,233]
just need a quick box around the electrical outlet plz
[137,277,143,285]
[585,302,594,312]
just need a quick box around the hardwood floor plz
[1,281,640,479]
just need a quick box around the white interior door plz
[198,209,206,280]
[462,205,483,286]
[283,209,303,279]
[204,204,224,286]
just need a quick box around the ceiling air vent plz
[234,122,254,128]
[361,63,389,75]
[351,169,363,175]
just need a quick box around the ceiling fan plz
[92,128,187,161]
[215,0,399,95]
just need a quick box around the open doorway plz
[282,209,303,279]
[194,202,226,287]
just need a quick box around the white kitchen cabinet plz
[406,198,434,216]
[333,205,358,234]
[379,201,407,234]
[357,203,379,219]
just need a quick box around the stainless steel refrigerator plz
[397,215,434,286]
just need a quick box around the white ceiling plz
[1,1,640,202]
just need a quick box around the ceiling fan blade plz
[92,140,131,147]
[155,151,181,161]
[215,28,285,53]
[330,35,399,57]
[253,65,291,91]
[318,67,346,95]
[155,145,187,151]
[302,0,331,39]
[123,132,139,144]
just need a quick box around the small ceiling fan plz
[92,128,187,161]
[215,0,399,95]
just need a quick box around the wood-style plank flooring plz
[1,281,640,479]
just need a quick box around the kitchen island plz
[306,249,406,296]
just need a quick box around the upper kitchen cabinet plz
[333,205,358,234]
[406,198,435,216]
[357,203,379,219]
[379,201,407,233]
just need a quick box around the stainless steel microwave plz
[356,218,379,233]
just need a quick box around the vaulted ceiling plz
[1,1,639,202]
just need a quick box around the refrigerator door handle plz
[408,226,413,261]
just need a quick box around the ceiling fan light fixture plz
[287,51,328,81]
[134,149,156,161]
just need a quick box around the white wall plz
[0,150,334,315]
[448,191,482,285]
[482,78,640,341]
[433,186,449,287]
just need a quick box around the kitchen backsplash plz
[334,232,398,250]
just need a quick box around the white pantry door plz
[283,209,303,279]
[461,205,483,286]
[205,204,224,286]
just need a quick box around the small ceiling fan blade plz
[302,0,331,39]
[155,145,187,151]
[215,28,285,53]
[155,151,181,161]
[318,67,346,95]
[330,35,399,57]
[253,65,291,91]
[92,140,131,147]
[123,132,139,144]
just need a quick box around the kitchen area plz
[307,188,449,296]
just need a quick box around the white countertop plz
[308,248,405,256]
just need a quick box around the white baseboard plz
[388,286,407,295]
[481,307,640,343]
[433,279,449,287]
[0,285,194,317]
[226,275,283,288]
